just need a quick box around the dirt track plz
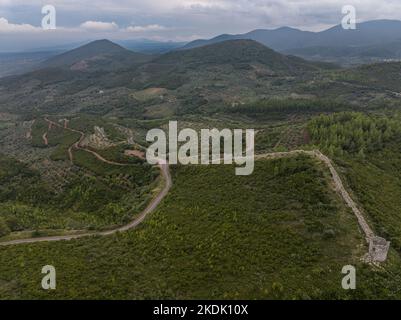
[0,118,171,246]
[0,162,171,246]
[256,150,375,240]
[0,125,380,252]
[42,132,48,146]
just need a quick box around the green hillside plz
[336,62,401,92]
[2,157,400,299]
[0,149,156,234]
[156,40,325,73]
[44,39,152,70]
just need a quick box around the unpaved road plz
[0,162,171,246]
[1,125,380,252]
[44,117,84,163]
[256,150,375,240]
[45,117,129,166]
[0,118,171,246]
[42,132,48,146]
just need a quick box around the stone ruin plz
[368,236,390,263]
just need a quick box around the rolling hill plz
[132,39,332,91]
[44,39,152,71]
[155,39,324,73]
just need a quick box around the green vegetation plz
[306,111,401,257]
[31,119,48,148]
[67,116,125,140]
[73,149,153,177]
[334,142,401,252]
[0,121,14,131]
[308,112,401,156]
[4,38,401,300]
[0,217,10,237]
[0,157,400,299]
[0,155,51,206]
[47,127,81,161]
[336,62,401,92]
[0,151,157,233]
[94,145,144,165]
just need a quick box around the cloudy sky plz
[1,0,400,51]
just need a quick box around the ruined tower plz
[369,236,390,262]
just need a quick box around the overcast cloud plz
[1,0,401,51]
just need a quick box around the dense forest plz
[307,112,401,156]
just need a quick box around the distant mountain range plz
[182,20,401,65]
[3,19,401,78]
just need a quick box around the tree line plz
[307,112,401,157]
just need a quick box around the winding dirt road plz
[44,117,84,163]
[0,162,171,246]
[44,117,131,166]
[0,118,172,246]
[42,132,48,146]
[1,124,388,262]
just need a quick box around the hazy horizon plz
[2,0,401,52]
